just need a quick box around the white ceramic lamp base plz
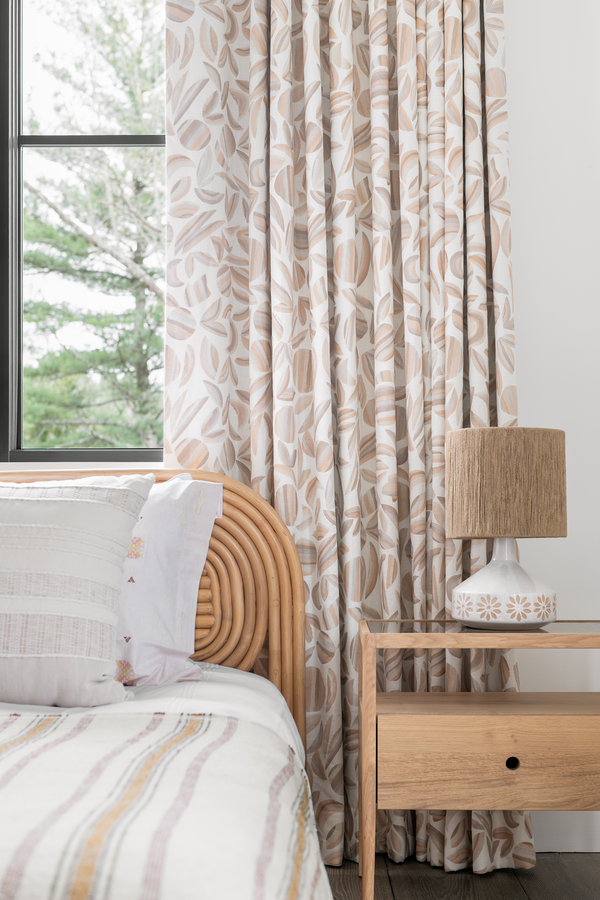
[451,538,557,630]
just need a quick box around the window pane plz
[22,146,165,450]
[22,0,165,135]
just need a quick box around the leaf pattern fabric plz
[164,0,534,872]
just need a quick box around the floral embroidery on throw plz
[477,595,501,621]
[534,595,552,620]
[454,594,473,618]
[115,659,135,684]
[506,595,532,622]
[126,537,144,559]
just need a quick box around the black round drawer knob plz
[505,756,520,770]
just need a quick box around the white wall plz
[506,0,600,850]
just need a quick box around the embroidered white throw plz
[0,473,154,707]
[115,475,223,686]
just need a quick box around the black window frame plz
[0,0,165,463]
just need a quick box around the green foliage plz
[23,0,165,450]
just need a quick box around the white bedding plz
[0,663,304,762]
[0,665,330,900]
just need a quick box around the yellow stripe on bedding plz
[68,715,204,900]
[287,781,310,900]
[0,717,57,756]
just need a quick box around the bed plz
[0,469,331,900]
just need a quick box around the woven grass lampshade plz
[446,427,567,630]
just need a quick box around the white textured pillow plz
[115,475,223,686]
[0,473,154,707]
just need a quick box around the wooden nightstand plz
[358,619,600,900]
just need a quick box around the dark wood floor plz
[326,854,600,900]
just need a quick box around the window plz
[1,0,165,461]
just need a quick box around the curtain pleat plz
[248,0,272,486]
[165,0,533,870]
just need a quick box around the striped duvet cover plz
[0,710,332,900]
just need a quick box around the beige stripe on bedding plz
[140,717,238,900]
[0,714,168,899]
[254,747,296,900]
[0,716,93,792]
[0,712,333,900]
[68,715,207,900]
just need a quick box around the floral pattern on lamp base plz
[452,590,557,630]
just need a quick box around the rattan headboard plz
[0,469,306,748]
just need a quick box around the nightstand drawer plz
[377,696,600,811]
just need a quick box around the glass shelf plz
[366,619,600,635]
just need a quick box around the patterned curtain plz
[164,0,535,871]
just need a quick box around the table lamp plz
[446,427,567,630]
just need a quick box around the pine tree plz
[23,0,164,449]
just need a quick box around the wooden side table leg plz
[360,792,376,900]
[358,714,363,878]
[359,630,377,900]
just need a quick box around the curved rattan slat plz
[0,468,307,749]
[209,523,257,668]
[214,514,269,672]
[221,493,293,701]
[193,555,228,654]
[221,500,283,693]
[198,537,245,665]
[204,563,221,641]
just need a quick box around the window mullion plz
[0,0,20,461]
[19,135,166,148]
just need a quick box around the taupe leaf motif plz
[166,259,184,287]
[172,79,209,126]
[166,307,195,341]
[170,397,208,444]
[274,166,293,204]
[174,437,209,469]
[171,176,192,202]
[164,0,525,874]
[166,30,180,67]
[200,337,218,379]
[180,26,194,69]
[165,346,180,386]
[178,119,210,151]
[316,631,336,665]
[169,202,198,219]
[174,211,225,255]
[166,0,194,24]
[275,484,298,526]
[167,154,194,177]
[200,19,218,61]
[180,345,195,387]
[333,239,357,283]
